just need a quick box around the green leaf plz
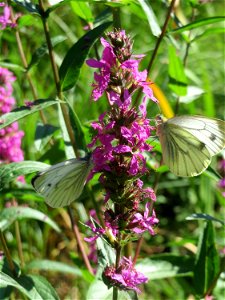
[186,213,225,226]
[168,45,187,96]
[0,207,61,232]
[193,221,220,297]
[0,61,25,72]
[57,103,75,159]
[0,161,48,190]
[13,0,41,15]
[0,272,59,300]
[0,99,58,130]
[26,259,95,283]
[17,14,37,29]
[34,123,59,152]
[71,1,94,22]
[27,36,67,70]
[86,278,113,300]
[170,16,225,33]
[59,21,112,91]
[67,102,87,152]
[137,0,161,37]
[26,260,83,277]
[136,254,194,279]
[191,27,225,43]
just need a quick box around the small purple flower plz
[219,178,225,188]
[0,2,17,30]
[103,256,148,293]
[0,122,24,163]
[0,67,24,171]
[129,202,159,235]
[86,37,116,101]
[87,34,157,105]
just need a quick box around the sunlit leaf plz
[137,0,161,37]
[170,16,225,33]
[26,260,83,276]
[0,161,48,190]
[0,207,61,232]
[168,45,187,96]
[71,1,94,22]
[0,99,58,130]
[136,254,194,279]
[0,271,60,300]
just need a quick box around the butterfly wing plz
[167,116,225,156]
[157,116,225,177]
[32,157,92,207]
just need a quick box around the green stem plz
[147,0,176,74]
[8,4,48,126]
[15,221,24,269]
[38,0,79,157]
[12,200,25,268]
[113,244,121,300]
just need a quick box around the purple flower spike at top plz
[85,30,159,295]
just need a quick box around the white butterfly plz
[156,115,225,177]
[32,155,93,208]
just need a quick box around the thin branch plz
[0,230,17,277]
[68,207,94,274]
[38,0,79,157]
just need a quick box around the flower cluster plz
[0,67,24,165]
[0,2,16,30]
[103,256,148,293]
[86,30,158,293]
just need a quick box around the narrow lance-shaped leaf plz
[136,254,194,280]
[71,1,94,22]
[57,103,75,159]
[0,99,58,130]
[0,271,60,300]
[27,36,67,71]
[25,260,83,277]
[0,161,49,190]
[170,16,225,33]
[193,221,220,297]
[137,0,161,37]
[34,123,59,152]
[67,102,87,153]
[168,45,187,96]
[186,213,225,226]
[59,21,112,91]
[0,207,61,232]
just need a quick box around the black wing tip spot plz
[31,175,38,187]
